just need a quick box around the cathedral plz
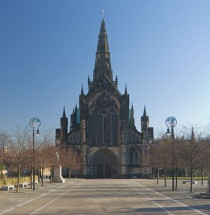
[55,19,154,178]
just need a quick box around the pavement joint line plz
[0,207,15,215]
[29,180,86,215]
[0,181,74,215]
[17,199,35,207]
[134,181,208,215]
[124,180,173,215]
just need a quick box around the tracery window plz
[89,93,119,146]
[129,149,139,166]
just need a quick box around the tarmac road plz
[0,179,209,215]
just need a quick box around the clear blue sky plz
[1,0,210,137]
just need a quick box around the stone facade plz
[55,19,154,178]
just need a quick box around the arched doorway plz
[90,149,118,178]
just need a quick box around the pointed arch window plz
[89,93,119,146]
[134,151,138,165]
[130,152,133,166]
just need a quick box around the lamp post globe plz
[30,117,41,132]
[165,116,177,129]
[30,117,41,191]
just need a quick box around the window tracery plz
[89,93,119,146]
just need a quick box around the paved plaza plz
[0,179,210,215]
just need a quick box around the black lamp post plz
[0,134,6,181]
[30,117,41,191]
[1,142,4,180]
[165,116,177,191]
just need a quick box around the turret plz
[80,85,85,105]
[70,108,75,131]
[81,85,84,96]
[191,127,195,142]
[60,107,68,145]
[141,106,154,141]
[79,85,87,120]
[115,75,118,86]
[129,104,135,125]
[124,84,128,96]
[121,85,129,121]
[141,105,149,133]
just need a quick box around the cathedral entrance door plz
[105,164,112,178]
[90,149,118,178]
[96,164,112,178]
[97,164,104,178]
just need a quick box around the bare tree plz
[35,134,54,186]
[5,126,29,192]
[59,146,82,178]
[0,132,9,180]
[43,144,57,183]
[150,137,171,186]
[196,135,210,185]
[179,127,200,192]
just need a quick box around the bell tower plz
[141,106,154,141]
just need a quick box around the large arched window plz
[89,93,119,146]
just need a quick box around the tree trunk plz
[157,168,159,185]
[41,166,44,186]
[190,165,193,193]
[38,168,41,183]
[68,168,71,178]
[164,169,167,187]
[30,165,33,189]
[201,168,204,186]
[175,163,178,189]
[16,165,20,193]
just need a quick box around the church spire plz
[141,105,149,135]
[191,127,195,141]
[131,104,134,119]
[98,19,109,53]
[81,85,84,95]
[143,105,147,117]
[93,19,113,82]
[129,104,135,125]
[124,84,127,95]
[60,106,68,145]
[62,106,66,118]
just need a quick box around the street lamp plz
[165,116,177,191]
[147,139,152,175]
[0,134,7,181]
[30,117,41,191]
[1,142,4,180]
